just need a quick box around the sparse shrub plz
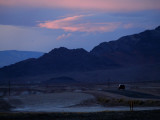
[117,98,124,103]
[0,98,13,111]
[96,97,110,104]
[133,100,144,105]
[147,100,154,104]
[146,100,160,106]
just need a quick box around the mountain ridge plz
[90,26,160,65]
[0,26,160,83]
[0,50,44,68]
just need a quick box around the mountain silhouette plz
[91,26,160,65]
[0,47,116,78]
[0,26,160,82]
[0,50,44,68]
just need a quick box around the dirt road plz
[104,90,160,99]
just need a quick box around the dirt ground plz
[0,83,160,112]
[0,110,160,120]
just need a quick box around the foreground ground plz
[0,110,160,120]
[0,83,160,112]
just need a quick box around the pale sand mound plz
[5,92,98,112]
[4,92,160,112]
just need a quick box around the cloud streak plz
[0,0,160,12]
[56,33,72,40]
[38,15,121,32]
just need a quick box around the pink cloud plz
[0,0,160,11]
[38,15,121,32]
[123,23,134,29]
[56,33,72,40]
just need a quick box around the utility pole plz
[8,79,11,96]
[107,78,110,88]
[129,100,134,111]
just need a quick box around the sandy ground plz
[4,92,102,112]
[13,106,160,112]
[3,91,160,112]
[1,110,160,120]
[1,83,160,112]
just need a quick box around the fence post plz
[130,100,134,111]
[8,79,11,96]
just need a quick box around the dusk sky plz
[0,0,160,52]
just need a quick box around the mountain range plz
[0,26,160,84]
[0,50,44,68]
[91,26,160,65]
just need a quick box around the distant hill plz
[0,47,117,78]
[0,26,160,84]
[42,76,77,84]
[0,50,44,68]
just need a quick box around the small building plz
[118,84,125,90]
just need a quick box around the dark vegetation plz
[0,110,160,120]
[96,97,160,107]
[0,98,12,112]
